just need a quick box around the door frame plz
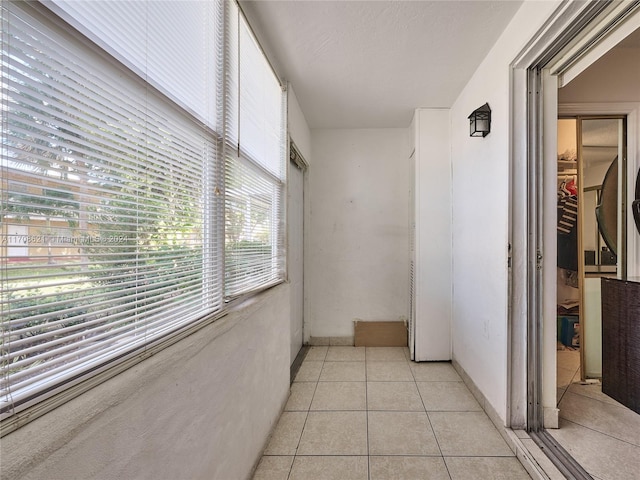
[509,0,640,433]
[287,139,308,365]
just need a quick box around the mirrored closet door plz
[557,116,627,382]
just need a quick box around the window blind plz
[224,2,285,299]
[1,1,223,418]
[48,0,219,129]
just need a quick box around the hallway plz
[252,346,531,479]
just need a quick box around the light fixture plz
[468,103,491,137]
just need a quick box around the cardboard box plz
[354,320,407,347]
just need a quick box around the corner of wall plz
[287,83,311,162]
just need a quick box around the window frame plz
[0,0,286,434]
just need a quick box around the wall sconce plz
[468,103,491,137]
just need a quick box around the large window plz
[0,0,285,424]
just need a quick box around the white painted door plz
[289,159,304,365]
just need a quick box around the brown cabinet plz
[601,277,640,414]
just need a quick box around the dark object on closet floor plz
[633,167,640,235]
[584,250,596,265]
[601,277,640,415]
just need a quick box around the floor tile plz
[556,348,580,372]
[294,360,323,382]
[445,456,531,480]
[297,411,368,455]
[305,346,329,362]
[310,381,366,411]
[285,382,316,411]
[252,456,294,480]
[366,347,408,362]
[258,348,541,480]
[369,456,449,480]
[549,418,640,480]
[558,390,640,446]
[367,361,414,381]
[417,381,481,411]
[428,411,513,456]
[410,362,462,382]
[367,381,424,411]
[566,382,626,407]
[263,412,307,455]
[319,361,366,381]
[557,386,569,406]
[289,456,368,480]
[368,411,440,456]
[325,346,365,361]
[557,366,579,388]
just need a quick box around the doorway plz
[556,116,627,397]
[510,2,640,477]
[288,141,307,366]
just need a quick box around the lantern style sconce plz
[468,103,491,137]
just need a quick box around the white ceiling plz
[240,0,524,128]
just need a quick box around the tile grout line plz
[412,361,454,479]
[273,348,530,479]
[365,348,371,480]
[286,347,326,480]
[555,417,640,448]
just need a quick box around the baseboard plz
[308,336,354,346]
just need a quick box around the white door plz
[289,158,305,365]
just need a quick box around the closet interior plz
[556,116,626,386]
[557,119,581,384]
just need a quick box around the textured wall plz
[307,128,410,339]
[1,286,291,480]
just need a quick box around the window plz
[0,0,284,424]
[224,3,286,298]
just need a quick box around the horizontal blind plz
[48,0,219,129]
[238,17,284,179]
[1,1,222,417]
[224,157,284,296]
[224,3,285,299]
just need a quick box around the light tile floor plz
[253,346,531,480]
[552,346,640,480]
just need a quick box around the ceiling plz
[240,0,524,129]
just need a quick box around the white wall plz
[288,84,311,161]
[1,286,291,480]
[449,0,560,423]
[307,129,410,339]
